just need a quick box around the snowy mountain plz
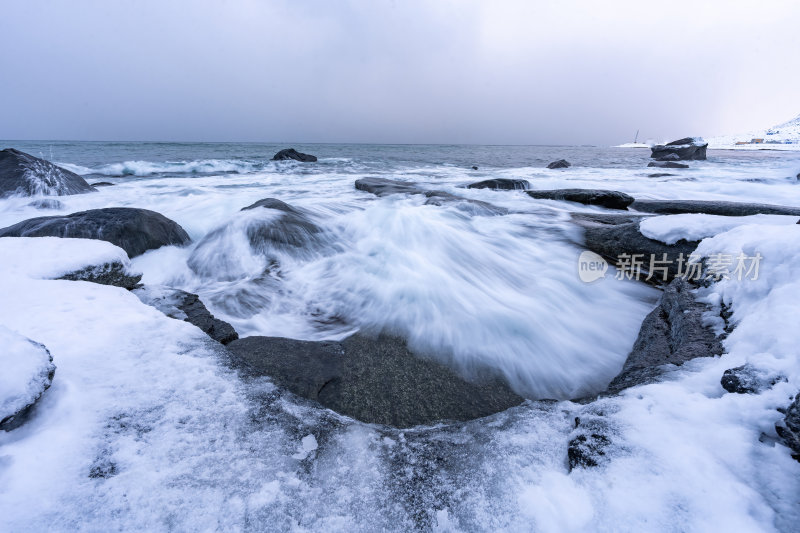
[708,113,800,150]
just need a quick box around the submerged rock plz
[0,208,191,258]
[650,137,708,161]
[776,395,800,460]
[647,161,689,169]
[527,189,634,210]
[134,286,238,344]
[567,412,614,470]
[647,173,676,178]
[27,199,64,210]
[0,148,96,198]
[547,159,571,169]
[1,327,56,431]
[355,177,423,196]
[271,148,317,162]
[631,199,800,217]
[90,182,115,187]
[605,278,723,394]
[226,333,524,427]
[574,214,699,281]
[467,178,529,190]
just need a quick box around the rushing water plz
[1,142,799,531]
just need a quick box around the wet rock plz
[226,333,524,428]
[575,214,699,281]
[527,189,634,210]
[134,286,238,344]
[0,148,96,198]
[467,178,529,190]
[271,148,317,162]
[60,261,142,290]
[27,199,63,210]
[423,190,508,216]
[0,208,191,258]
[547,159,571,169]
[721,364,783,394]
[630,199,800,217]
[1,327,56,431]
[776,395,800,460]
[567,414,613,470]
[650,137,708,161]
[355,177,423,196]
[605,278,723,394]
[648,161,689,169]
[90,182,115,187]
[471,166,479,170]
[647,173,676,178]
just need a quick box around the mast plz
[634,129,639,144]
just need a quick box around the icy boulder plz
[0,326,56,431]
[0,237,142,289]
[0,148,96,198]
[650,137,708,161]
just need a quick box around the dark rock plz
[90,182,115,187]
[423,191,508,216]
[27,199,63,210]
[575,215,699,282]
[467,178,529,190]
[271,148,317,162]
[776,395,800,460]
[647,161,689,169]
[226,333,524,428]
[547,159,571,169]
[647,173,676,178]
[650,137,708,161]
[134,286,238,344]
[60,262,142,290]
[567,414,613,470]
[355,177,423,196]
[605,278,723,394]
[1,336,56,432]
[471,166,479,170]
[655,153,681,162]
[631,199,800,217]
[721,364,783,394]
[0,148,96,198]
[0,208,191,258]
[527,189,634,210]
[241,197,303,214]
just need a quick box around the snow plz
[708,113,800,150]
[0,325,55,425]
[639,214,800,245]
[0,237,136,280]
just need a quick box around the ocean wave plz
[60,159,263,177]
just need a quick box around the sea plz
[1,141,799,531]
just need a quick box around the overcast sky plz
[1,0,798,144]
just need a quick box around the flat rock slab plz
[355,178,506,215]
[527,189,634,210]
[605,278,723,395]
[467,178,529,190]
[0,148,96,198]
[631,200,800,217]
[135,286,238,344]
[647,161,689,169]
[574,214,698,282]
[226,334,524,428]
[271,148,317,162]
[355,177,423,196]
[0,207,191,258]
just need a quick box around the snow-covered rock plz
[650,137,708,161]
[639,214,800,245]
[0,148,96,198]
[0,237,141,288]
[0,326,56,431]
